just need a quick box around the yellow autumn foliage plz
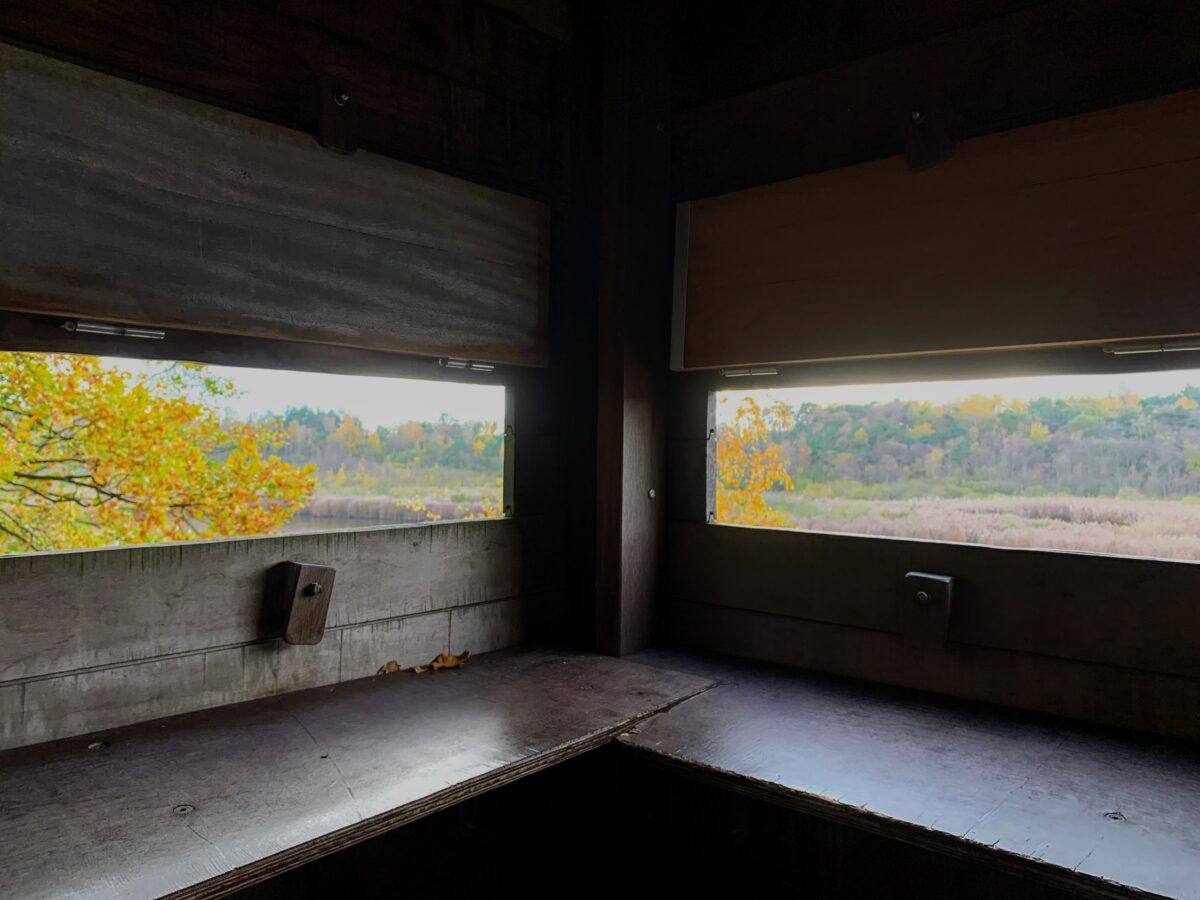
[714,397,794,527]
[0,352,315,553]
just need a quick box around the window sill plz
[622,649,1200,900]
[0,649,711,899]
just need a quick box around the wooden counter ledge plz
[0,648,714,900]
[621,650,1200,900]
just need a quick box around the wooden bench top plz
[0,648,712,899]
[621,650,1200,900]
[5,645,1199,900]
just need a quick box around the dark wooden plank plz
[593,0,674,655]
[674,0,1200,199]
[537,13,603,649]
[0,606,444,751]
[0,648,713,900]
[665,437,707,523]
[622,649,1200,900]
[0,43,550,365]
[680,86,1200,369]
[228,751,620,900]
[668,520,1200,678]
[485,0,573,44]
[616,753,1101,899]
[0,0,562,197]
[663,598,1200,742]
[273,562,337,645]
[260,0,571,119]
[672,0,1039,110]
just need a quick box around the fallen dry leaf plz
[411,649,471,673]
[376,660,402,675]
[432,650,470,670]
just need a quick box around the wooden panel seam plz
[664,597,1200,741]
[0,516,563,683]
[666,519,1200,679]
[0,593,546,689]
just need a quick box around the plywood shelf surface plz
[0,648,713,900]
[622,650,1200,900]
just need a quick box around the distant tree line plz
[254,406,502,497]
[725,387,1200,501]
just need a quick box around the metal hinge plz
[719,366,778,378]
[1102,338,1200,356]
[62,319,165,340]
[438,358,496,372]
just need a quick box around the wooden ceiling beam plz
[674,0,1200,199]
[673,0,1041,110]
[0,0,564,198]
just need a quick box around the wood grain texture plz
[0,43,550,365]
[672,0,1038,111]
[234,744,1100,900]
[680,86,1200,369]
[667,521,1200,678]
[0,0,564,197]
[0,649,713,900]
[449,595,532,655]
[622,650,1200,900]
[1,612,387,750]
[0,517,557,685]
[593,0,674,655]
[274,562,337,646]
[616,752,1105,899]
[673,0,1200,198]
[262,0,571,119]
[663,598,1200,742]
[0,598,565,750]
[227,751,621,900]
[484,0,573,44]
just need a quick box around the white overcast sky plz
[102,357,504,429]
[717,369,1200,424]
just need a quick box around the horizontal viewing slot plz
[714,366,1200,562]
[0,351,505,555]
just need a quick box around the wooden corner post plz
[594,0,674,655]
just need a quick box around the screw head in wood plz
[304,582,324,597]
[915,590,932,604]
[911,110,924,123]
[334,90,350,107]
[647,489,656,500]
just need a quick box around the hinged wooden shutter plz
[674,89,1200,370]
[0,43,550,366]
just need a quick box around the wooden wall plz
[0,0,602,746]
[663,371,1200,742]
[0,519,565,750]
[594,0,674,655]
[672,0,1200,199]
[0,0,569,199]
[662,2,1200,738]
